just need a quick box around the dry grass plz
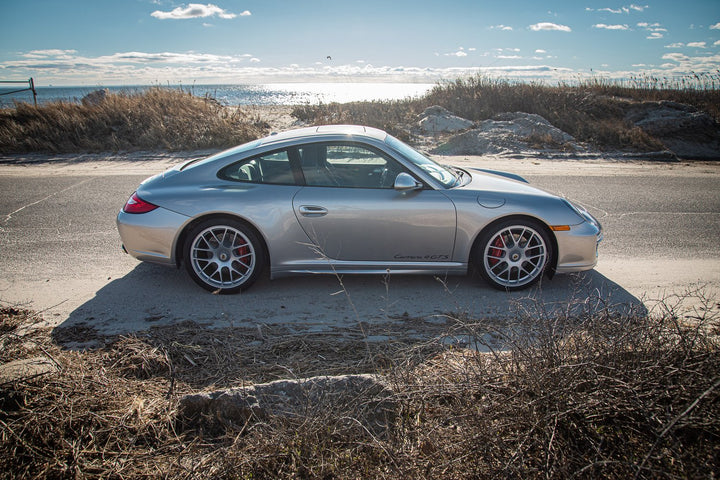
[3,75,718,154]
[1,291,719,479]
[293,74,720,152]
[0,87,268,154]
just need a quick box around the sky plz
[1,0,719,86]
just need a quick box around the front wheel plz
[184,219,265,293]
[474,219,551,291]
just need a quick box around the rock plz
[625,101,720,159]
[491,112,575,144]
[81,88,110,107]
[433,112,576,155]
[178,374,397,435]
[0,356,58,384]
[418,105,474,133]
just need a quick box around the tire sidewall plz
[475,218,551,291]
[184,218,264,293]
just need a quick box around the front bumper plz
[554,220,602,274]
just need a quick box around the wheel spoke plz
[484,224,548,288]
[492,262,509,276]
[190,225,256,289]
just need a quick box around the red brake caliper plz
[489,237,504,266]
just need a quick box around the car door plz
[291,142,456,262]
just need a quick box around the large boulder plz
[418,105,474,133]
[178,374,397,435]
[433,112,576,155]
[625,101,720,159]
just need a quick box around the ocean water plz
[0,82,435,107]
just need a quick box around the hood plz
[458,168,555,198]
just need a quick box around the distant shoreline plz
[0,82,436,107]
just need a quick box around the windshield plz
[385,135,459,188]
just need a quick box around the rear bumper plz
[116,208,189,265]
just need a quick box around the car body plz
[117,125,602,292]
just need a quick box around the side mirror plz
[394,172,423,192]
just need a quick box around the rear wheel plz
[184,219,264,293]
[475,219,551,291]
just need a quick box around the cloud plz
[23,49,77,58]
[715,40,720,46]
[529,22,571,32]
[587,4,648,14]
[0,48,585,85]
[710,22,720,30]
[659,51,720,73]
[151,3,240,20]
[490,24,513,31]
[637,22,665,30]
[637,22,666,39]
[687,42,707,48]
[443,47,469,57]
[662,53,689,62]
[665,42,684,48]
[5,44,718,87]
[593,24,629,30]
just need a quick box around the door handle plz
[298,205,328,217]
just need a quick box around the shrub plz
[1,289,718,478]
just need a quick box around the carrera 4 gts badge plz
[394,254,450,261]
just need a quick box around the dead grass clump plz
[389,293,720,478]
[1,291,718,478]
[0,87,268,154]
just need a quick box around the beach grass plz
[295,73,720,152]
[1,74,719,154]
[0,87,267,153]
[2,291,719,479]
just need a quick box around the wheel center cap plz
[511,253,520,262]
[219,252,229,261]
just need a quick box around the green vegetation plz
[1,291,718,478]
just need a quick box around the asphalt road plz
[0,156,718,340]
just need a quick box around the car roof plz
[258,125,388,147]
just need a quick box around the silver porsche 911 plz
[117,125,601,293]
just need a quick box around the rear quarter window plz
[218,150,295,185]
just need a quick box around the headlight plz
[563,199,602,231]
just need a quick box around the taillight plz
[123,192,158,214]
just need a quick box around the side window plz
[298,143,403,188]
[218,150,295,185]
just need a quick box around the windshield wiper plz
[447,166,465,185]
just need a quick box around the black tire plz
[184,218,265,293]
[474,218,551,291]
